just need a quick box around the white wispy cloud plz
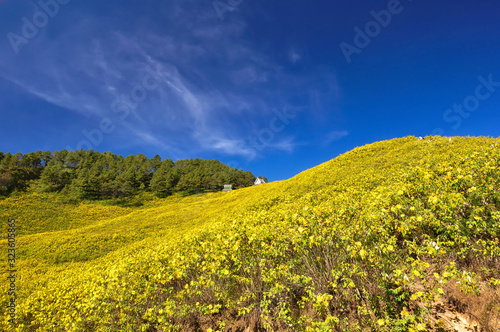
[0,0,343,159]
[323,130,349,146]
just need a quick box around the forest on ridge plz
[0,150,260,201]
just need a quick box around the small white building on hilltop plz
[254,177,266,185]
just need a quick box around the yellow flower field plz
[1,136,499,331]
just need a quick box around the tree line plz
[0,150,261,200]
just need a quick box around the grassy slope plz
[1,136,499,331]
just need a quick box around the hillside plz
[1,136,499,331]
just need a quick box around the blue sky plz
[1,0,499,181]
